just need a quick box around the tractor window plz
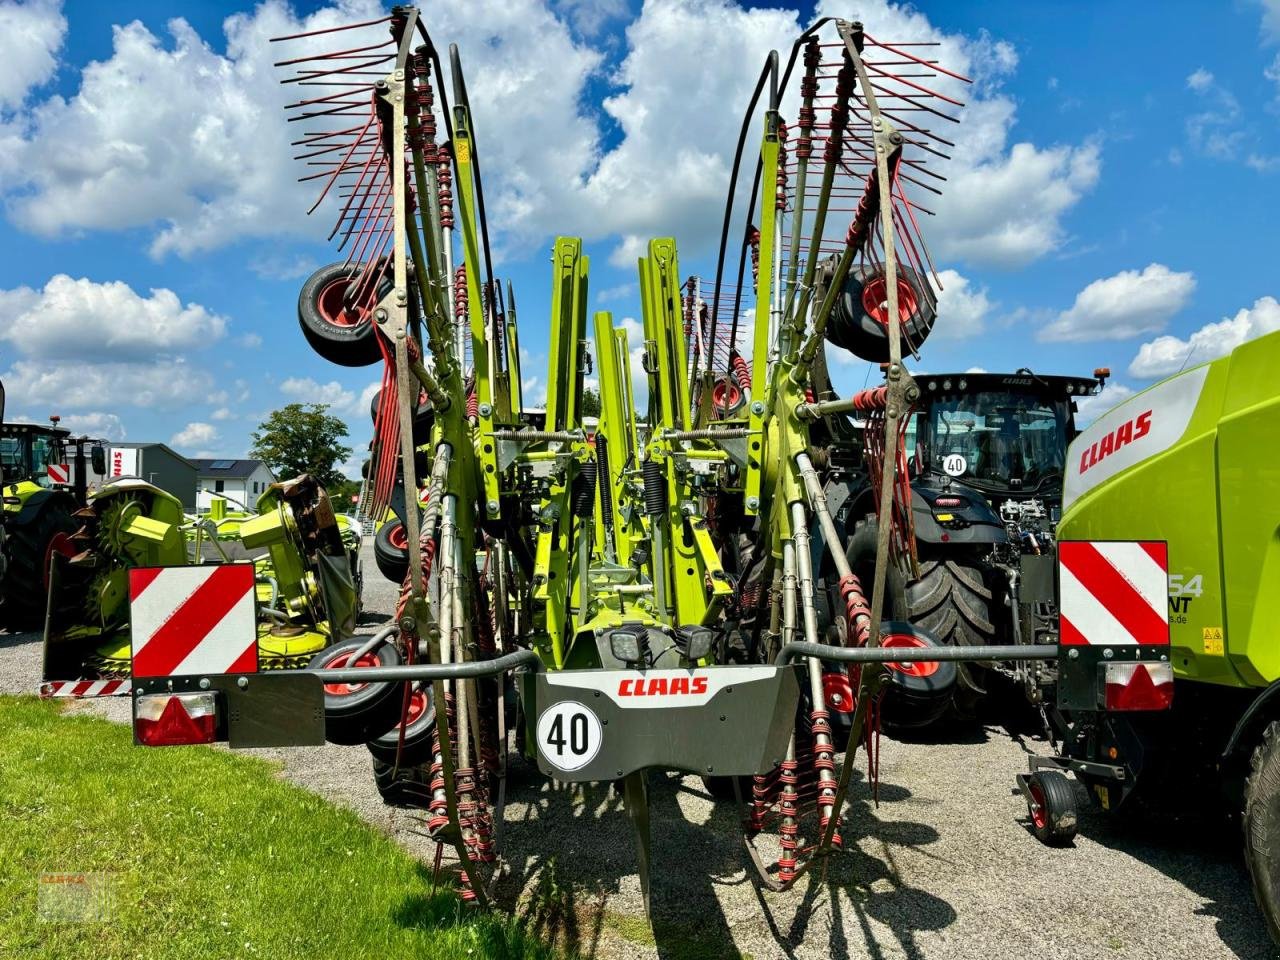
[921,390,1069,493]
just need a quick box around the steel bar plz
[777,642,1061,665]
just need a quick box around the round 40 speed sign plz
[536,701,603,772]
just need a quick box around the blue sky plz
[0,0,1277,476]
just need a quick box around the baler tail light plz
[134,692,218,746]
[1103,662,1173,711]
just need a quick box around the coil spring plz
[731,353,751,390]
[571,459,597,518]
[776,122,789,211]
[747,225,761,284]
[454,264,468,321]
[825,55,855,163]
[642,459,667,515]
[837,572,872,646]
[438,160,453,229]
[595,436,615,533]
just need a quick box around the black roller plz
[642,459,667,515]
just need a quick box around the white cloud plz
[965,366,987,374]
[1074,383,1135,426]
[2,358,213,408]
[0,0,65,109]
[933,269,992,338]
[1186,68,1214,91]
[210,407,234,421]
[554,0,627,36]
[1039,264,1195,343]
[0,274,226,360]
[1128,296,1280,379]
[0,0,1100,271]
[171,421,220,450]
[57,411,127,442]
[280,377,356,413]
[237,332,263,349]
[1259,0,1280,43]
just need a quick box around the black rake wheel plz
[310,638,403,745]
[297,262,387,367]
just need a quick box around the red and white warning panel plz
[1059,541,1169,647]
[46,462,70,485]
[129,564,258,678]
[40,679,131,698]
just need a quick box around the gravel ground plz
[2,541,1276,960]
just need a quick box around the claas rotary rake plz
[125,6,1070,918]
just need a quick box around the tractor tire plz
[298,262,387,368]
[1244,721,1280,943]
[0,497,77,630]
[366,683,436,765]
[824,263,936,364]
[906,553,997,713]
[373,521,410,584]
[310,638,404,745]
[1025,770,1079,846]
[371,756,434,809]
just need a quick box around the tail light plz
[1103,662,1173,711]
[134,692,218,746]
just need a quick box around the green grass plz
[0,695,561,960]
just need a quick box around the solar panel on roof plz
[210,460,235,469]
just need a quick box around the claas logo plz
[618,675,710,697]
[1079,410,1151,475]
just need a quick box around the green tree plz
[581,387,602,418]
[249,403,352,488]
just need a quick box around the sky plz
[0,0,1277,478]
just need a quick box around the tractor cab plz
[909,371,1103,525]
[0,421,71,489]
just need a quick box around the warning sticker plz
[1203,626,1224,656]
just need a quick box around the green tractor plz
[1023,328,1280,941]
[0,386,104,630]
[811,367,1106,726]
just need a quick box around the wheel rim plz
[1028,780,1048,830]
[862,274,919,328]
[398,688,430,728]
[43,532,77,591]
[315,277,364,329]
[387,524,409,550]
[822,672,855,714]
[322,651,380,696]
[712,379,742,410]
[881,633,940,678]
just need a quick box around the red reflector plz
[134,693,218,746]
[1103,662,1174,711]
[934,496,963,508]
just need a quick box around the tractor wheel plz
[1244,721,1280,943]
[367,683,436,765]
[371,756,434,809]
[906,553,997,713]
[1025,770,1079,846]
[877,622,957,731]
[374,521,410,584]
[298,262,387,367]
[824,263,936,364]
[310,638,403,745]
[0,497,77,630]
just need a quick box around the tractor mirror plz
[91,445,106,475]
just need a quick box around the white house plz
[191,459,277,512]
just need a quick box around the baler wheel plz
[298,262,387,367]
[1244,721,1280,943]
[367,683,436,765]
[1025,770,1078,846]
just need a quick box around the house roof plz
[189,458,273,480]
[111,442,195,466]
